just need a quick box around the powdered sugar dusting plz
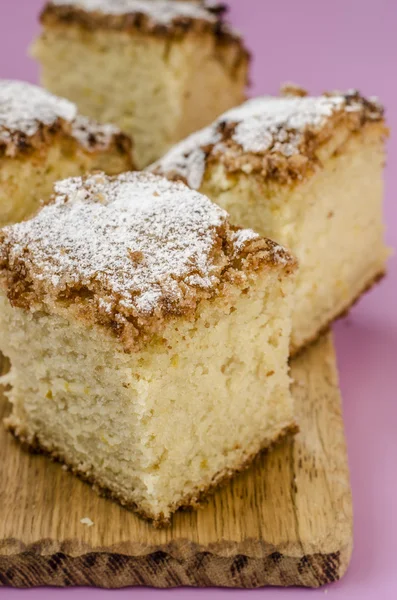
[71,114,121,150]
[227,96,344,154]
[51,0,217,24]
[230,228,259,253]
[153,92,364,189]
[153,127,218,189]
[0,80,76,141]
[4,172,230,315]
[230,228,290,265]
[0,79,124,152]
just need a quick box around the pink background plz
[1,0,396,597]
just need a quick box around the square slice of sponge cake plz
[0,172,297,526]
[32,0,250,168]
[152,86,389,354]
[0,79,134,227]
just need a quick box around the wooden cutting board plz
[0,333,352,589]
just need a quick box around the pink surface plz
[1,0,396,597]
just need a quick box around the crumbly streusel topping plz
[0,172,295,351]
[0,80,76,139]
[50,0,217,23]
[40,0,247,55]
[71,114,122,151]
[0,80,131,157]
[152,89,385,188]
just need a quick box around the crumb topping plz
[0,79,131,157]
[226,95,344,155]
[50,0,218,23]
[0,80,76,140]
[0,172,295,351]
[152,89,385,188]
[40,0,248,56]
[71,114,122,150]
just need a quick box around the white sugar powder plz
[0,79,123,150]
[4,172,228,314]
[153,93,365,189]
[0,80,76,138]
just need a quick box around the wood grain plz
[0,333,352,588]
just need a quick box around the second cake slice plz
[153,86,389,354]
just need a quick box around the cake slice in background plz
[152,86,389,354]
[0,80,134,227]
[32,0,250,168]
[0,172,297,526]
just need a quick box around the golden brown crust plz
[6,420,298,527]
[0,114,134,162]
[152,89,388,188]
[0,172,296,353]
[290,270,386,358]
[0,80,134,162]
[72,116,134,159]
[40,1,250,63]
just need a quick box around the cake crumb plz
[80,517,94,527]
[50,0,219,25]
[280,82,308,97]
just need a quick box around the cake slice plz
[0,172,297,525]
[152,86,389,354]
[0,79,133,227]
[32,0,250,168]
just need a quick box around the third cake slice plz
[153,86,389,354]
[0,80,133,227]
